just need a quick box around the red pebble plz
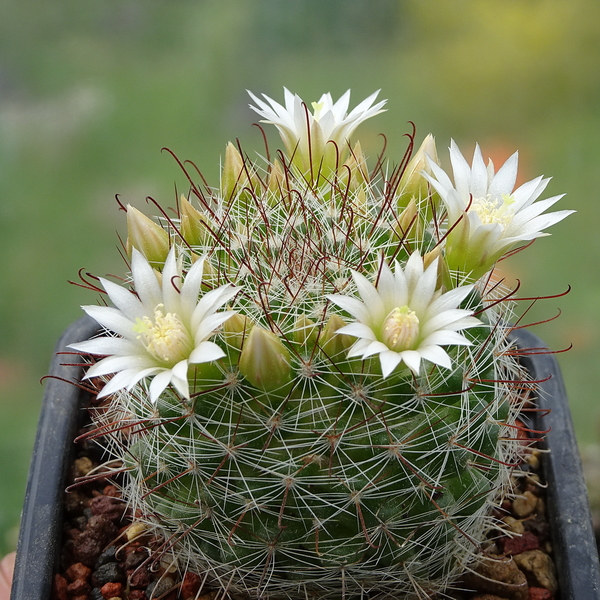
[103,484,121,498]
[502,530,540,555]
[51,574,68,600]
[90,495,125,521]
[529,587,554,600]
[101,581,123,599]
[129,590,147,600]
[65,562,92,582]
[128,566,152,588]
[65,527,82,541]
[181,571,202,599]
[67,578,91,595]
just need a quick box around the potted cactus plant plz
[11,89,599,599]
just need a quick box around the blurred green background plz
[1,0,599,554]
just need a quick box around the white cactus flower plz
[248,88,386,175]
[327,252,480,377]
[423,140,574,277]
[70,248,239,401]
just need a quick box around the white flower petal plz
[191,284,239,333]
[511,175,547,211]
[408,259,438,313]
[180,257,206,319]
[470,144,489,199]
[400,350,422,375]
[426,285,474,317]
[98,367,159,399]
[347,338,373,357]
[131,248,162,309]
[69,336,140,356]
[335,323,376,340]
[421,309,477,338]
[100,278,145,322]
[488,151,518,197]
[352,270,386,321]
[417,345,452,370]
[188,340,226,364]
[423,330,473,347]
[195,311,237,344]
[449,140,471,200]
[327,294,371,323]
[359,340,390,359]
[379,351,403,378]
[85,354,153,379]
[161,247,182,312]
[82,306,136,340]
[171,373,191,400]
[149,370,173,403]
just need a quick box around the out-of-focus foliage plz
[1,0,599,555]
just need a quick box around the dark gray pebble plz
[89,588,104,600]
[95,544,117,568]
[93,561,125,585]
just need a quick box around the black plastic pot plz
[10,319,600,599]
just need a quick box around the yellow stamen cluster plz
[133,305,193,366]
[382,306,420,351]
[470,193,515,226]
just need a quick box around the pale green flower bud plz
[397,134,439,210]
[239,326,292,391]
[221,142,258,201]
[223,313,250,349]
[320,314,353,358]
[293,316,318,346]
[126,205,170,266]
[423,246,450,289]
[180,196,211,246]
[394,199,421,240]
[267,159,286,194]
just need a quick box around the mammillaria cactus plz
[71,89,572,599]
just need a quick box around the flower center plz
[133,305,193,366]
[470,193,515,226]
[382,306,420,351]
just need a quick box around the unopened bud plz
[320,314,353,358]
[395,199,420,240]
[423,246,441,270]
[239,326,292,391]
[293,316,318,346]
[222,142,257,200]
[180,196,210,246]
[423,248,450,289]
[398,134,439,209]
[223,313,250,349]
[267,159,286,194]
[126,205,170,266]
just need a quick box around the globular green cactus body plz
[74,90,572,599]
[114,321,520,600]
[96,145,525,599]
